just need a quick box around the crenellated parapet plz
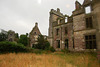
[50,8,64,18]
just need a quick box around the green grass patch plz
[52,52,100,67]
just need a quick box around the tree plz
[18,34,29,46]
[14,33,19,42]
[34,35,50,50]
[0,29,8,41]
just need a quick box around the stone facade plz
[48,0,100,54]
[7,30,15,42]
[48,8,73,51]
[29,23,41,47]
[92,0,100,59]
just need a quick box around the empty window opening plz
[32,44,35,48]
[10,33,13,36]
[57,40,60,48]
[85,35,97,49]
[34,32,37,35]
[85,6,91,14]
[56,28,59,35]
[86,17,93,28]
[58,20,60,24]
[73,38,75,49]
[65,27,68,34]
[65,39,69,49]
[9,38,13,42]
[60,19,62,22]
[65,17,68,23]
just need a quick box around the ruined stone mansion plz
[47,0,100,52]
[29,0,100,58]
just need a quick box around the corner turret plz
[50,8,64,18]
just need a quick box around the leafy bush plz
[61,48,70,53]
[33,35,50,50]
[18,34,29,46]
[0,41,28,53]
[0,31,8,41]
[49,47,55,52]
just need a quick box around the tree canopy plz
[18,34,29,46]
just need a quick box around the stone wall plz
[7,30,15,42]
[29,23,41,47]
[48,0,100,53]
[73,14,86,32]
[92,0,100,59]
[74,29,96,51]
[48,8,65,47]
[53,22,73,50]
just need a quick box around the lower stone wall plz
[52,23,73,51]
[74,29,96,51]
[47,37,53,47]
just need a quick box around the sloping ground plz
[52,52,100,67]
[0,52,99,67]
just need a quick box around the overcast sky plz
[0,0,84,35]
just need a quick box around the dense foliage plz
[33,35,55,52]
[0,29,55,53]
[18,34,29,46]
[0,30,8,41]
[49,47,55,52]
[0,41,28,53]
[14,33,19,42]
[33,35,50,50]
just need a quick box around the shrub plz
[0,31,8,41]
[44,41,50,50]
[61,48,70,53]
[49,47,55,52]
[0,41,28,53]
[18,34,29,46]
[33,35,50,50]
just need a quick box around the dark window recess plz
[34,32,36,35]
[60,19,62,23]
[57,40,60,48]
[86,17,93,28]
[65,27,68,34]
[85,35,97,49]
[73,38,75,49]
[56,28,59,35]
[65,39,69,49]
[32,44,35,48]
[10,34,13,36]
[9,38,13,42]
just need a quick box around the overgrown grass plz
[0,53,73,67]
[53,52,100,67]
[0,52,99,67]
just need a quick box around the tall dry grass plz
[0,53,75,67]
[0,53,99,67]
[54,52,100,67]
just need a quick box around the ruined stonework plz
[92,0,100,59]
[48,0,100,54]
[48,8,73,51]
[29,23,41,47]
[7,30,15,42]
